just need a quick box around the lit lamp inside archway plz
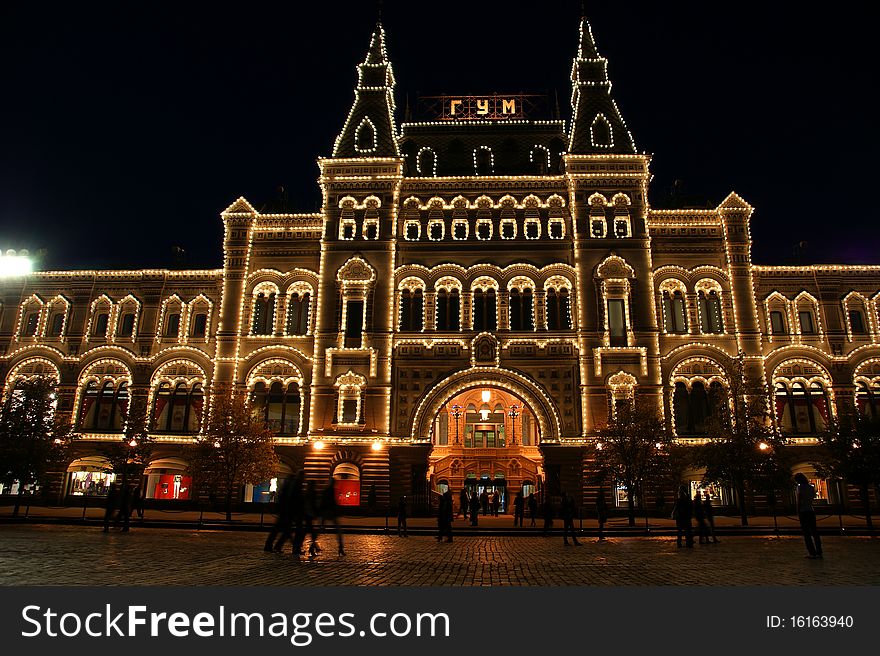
[480,389,492,420]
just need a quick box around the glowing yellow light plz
[481,389,491,403]
[758,442,769,451]
[313,440,325,450]
[371,440,382,452]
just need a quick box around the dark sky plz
[0,1,875,270]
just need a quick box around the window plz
[856,382,879,420]
[798,311,815,335]
[614,217,630,238]
[769,310,787,335]
[153,382,203,433]
[118,313,135,338]
[472,289,497,332]
[340,219,355,240]
[48,313,65,337]
[355,120,375,152]
[251,381,300,435]
[191,313,208,338]
[476,219,492,240]
[546,288,571,330]
[342,399,358,423]
[607,299,627,347]
[453,220,468,240]
[94,313,109,336]
[775,382,828,434]
[849,309,867,335]
[418,149,436,176]
[399,289,424,331]
[165,313,181,337]
[524,218,540,239]
[591,218,606,238]
[364,219,379,240]
[428,220,444,241]
[23,312,39,337]
[548,219,564,239]
[344,300,364,347]
[500,219,516,240]
[436,289,460,331]
[405,221,420,241]
[475,147,493,175]
[80,381,128,431]
[286,293,310,335]
[252,293,275,335]
[699,290,724,334]
[509,288,534,331]
[662,291,687,334]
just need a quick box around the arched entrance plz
[426,384,545,514]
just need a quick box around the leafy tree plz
[187,389,278,521]
[96,392,154,489]
[692,353,782,526]
[592,399,671,526]
[0,378,73,516]
[816,408,880,530]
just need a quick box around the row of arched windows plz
[660,288,724,334]
[251,291,311,336]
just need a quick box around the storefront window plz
[245,478,278,503]
[69,471,116,496]
[333,462,361,507]
[145,472,191,500]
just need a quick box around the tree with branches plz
[0,377,73,516]
[591,398,671,526]
[96,392,154,491]
[187,389,278,521]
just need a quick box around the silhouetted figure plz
[367,484,377,515]
[513,491,524,527]
[103,483,120,533]
[469,493,480,526]
[302,480,320,557]
[491,490,500,517]
[795,473,822,558]
[458,488,469,520]
[321,478,345,555]
[265,473,296,552]
[703,491,719,543]
[120,485,136,532]
[561,493,581,546]
[596,487,608,541]
[542,496,554,536]
[131,484,144,519]
[672,485,693,548]
[693,491,709,544]
[397,495,408,537]
[528,493,538,526]
[480,489,489,515]
[274,470,305,554]
[437,490,453,542]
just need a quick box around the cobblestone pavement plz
[1,525,877,586]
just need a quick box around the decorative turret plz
[332,23,399,158]
[568,17,636,155]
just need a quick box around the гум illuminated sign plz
[438,95,524,120]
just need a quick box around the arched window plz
[164,312,181,338]
[355,118,376,152]
[399,289,424,331]
[47,313,65,337]
[698,290,724,333]
[286,293,310,335]
[509,288,534,331]
[546,288,571,330]
[93,313,109,337]
[251,381,301,435]
[673,382,691,434]
[80,381,128,432]
[591,114,613,147]
[252,292,276,335]
[776,381,829,434]
[436,288,460,331]
[473,289,497,332]
[190,313,208,338]
[117,313,135,338]
[417,148,436,176]
[23,312,39,337]
[474,147,493,175]
[662,290,688,333]
[153,382,203,433]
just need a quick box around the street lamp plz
[507,404,520,446]
[450,404,463,445]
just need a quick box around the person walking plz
[458,488,469,521]
[672,485,693,548]
[693,490,709,544]
[469,491,481,526]
[278,470,306,554]
[480,489,489,516]
[367,484,377,515]
[103,483,120,533]
[795,473,823,559]
[442,489,454,542]
[302,480,320,557]
[528,493,538,526]
[513,491,525,527]
[397,495,408,537]
[703,490,719,543]
[596,487,608,541]
[320,478,345,556]
[491,490,500,517]
[561,493,581,546]
[265,472,297,552]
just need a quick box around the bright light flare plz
[0,253,33,277]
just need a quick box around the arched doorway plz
[427,385,544,514]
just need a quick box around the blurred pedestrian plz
[437,490,453,542]
[491,490,500,517]
[275,470,305,554]
[561,493,581,546]
[480,489,489,515]
[469,492,480,526]
[458,488,469,520]
[795,473,822,559]
[693,491,709,544]
[103,483,120,533]
[528,493,538,526]
[320,478,345,556]
[397,495,408,537]
[703,490,719,543]
[302,480,320,557]
[367,484,377,515]
[513,491,524,527]
[596,487,608,541]
[265,473,294,552]
[672,485,693,548]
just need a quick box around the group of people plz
[102,482,143,533]
[671,486,720,547]
[264,471,345,557]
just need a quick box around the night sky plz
[0,1,875,270]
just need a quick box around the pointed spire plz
[332,23,399,158]
[568,16,636,155]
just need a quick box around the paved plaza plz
[1,524,878,586]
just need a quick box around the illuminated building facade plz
[2,18,879,510]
